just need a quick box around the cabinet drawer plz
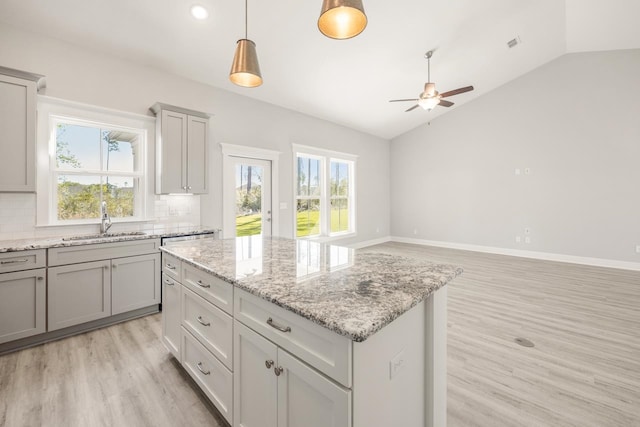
[235,288,352,387]
[0,268,46,344]
[182,286,233,370]
[162,253,181,281]
[182,328,233,425]
[48,239,160,266]
[0,250,45,273]
[182,264,233,315]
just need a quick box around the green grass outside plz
[235,210,349,237]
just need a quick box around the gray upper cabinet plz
[150,103,210,194]
[0,67,45,193]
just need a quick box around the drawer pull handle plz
[265,360,274,369]
[165,263,176,270]
[196,362,210,375]
[267,318,291,333]
[196,280,211,289]
[274,366,284,376]
[1,259,29,264]
[197,316,210,327]
[164,278,174,286]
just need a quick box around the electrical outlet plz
[389,350,405,380]
[636,245,640,254]
[413,229,418,235]
[515,235,522,243]
[515,168,521,176]
[376,227,380,233]
[525,236,531,244]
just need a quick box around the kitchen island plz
[160,236,462,427]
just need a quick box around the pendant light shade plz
[318,0,367,40]
[230,39,262,87]
[229,0,262,88]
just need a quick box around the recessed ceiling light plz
[190,5,209,20]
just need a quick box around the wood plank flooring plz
[1,242,639,426]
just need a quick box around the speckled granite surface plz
[0,227,219,253]
[161,236,462,342]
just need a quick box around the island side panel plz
[426,285,447,427]
[352,301,426,427]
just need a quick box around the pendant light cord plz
[245,0,248,39]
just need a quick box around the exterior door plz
[224,157,272,238]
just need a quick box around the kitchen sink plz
[62,231,147,241]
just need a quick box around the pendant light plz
[318,0,367,40]
[230,0,262,87]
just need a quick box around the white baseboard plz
[390,236,640,272]
[348,236,392,249]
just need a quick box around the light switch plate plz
[389,349,405,380]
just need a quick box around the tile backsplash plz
[0,193,201,240]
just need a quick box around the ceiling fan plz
[389,50,474,112]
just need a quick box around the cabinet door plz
[0,75,36,192]
[158,109,187,193]
[48,260,111,331]
[234,321,278,427]
[111,253,160,315]
[186,115,208,194]
[162,274,181,360]
[0,268,46,344]
[277,349,351,427]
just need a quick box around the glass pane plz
[297,156,321,197]
[102,130,138,172]
[296,199,321,237]
[56,123,101,170]
[104,176,136,218]
[236,164,264,237]
[57,175,101,220]
[330,198,349,233]
[330,161,349,197]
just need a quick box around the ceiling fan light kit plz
[229,0,263,88]
[389,50,474,113]
[318,0,367,40]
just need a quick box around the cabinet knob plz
[37,276,44,281]
[274,366,284,376]
[265,360,274,369]
[112,264,117,269]
[103,265,109,270]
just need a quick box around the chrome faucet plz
[100,201,112,234]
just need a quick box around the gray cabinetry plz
[150,103,210,194]
[48,239,161,331]
[0,268,46,344]
[48,260,111,331]
[112,253,161,315]
[0,66,45,193]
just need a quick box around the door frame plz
[221,143,280,239]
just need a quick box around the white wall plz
[0,24,390,245]
[391,49,640,263]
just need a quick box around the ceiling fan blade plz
[438,99,454,107]
[405,104,420,112]
[440,86,474,98]
[389,99,419,103]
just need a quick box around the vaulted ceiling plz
[1,0,638,139]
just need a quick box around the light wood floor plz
[1,242,639,426]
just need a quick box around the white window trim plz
[220,143,281,238]
[292,144,358,241]
[36,96,155,226]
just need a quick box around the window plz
[51,117,145,223]
[294,145,356,239]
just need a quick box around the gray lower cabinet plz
[112,253,161,315]
[48,260,111,331]
[0,268,46,344]
[162,273,182,360]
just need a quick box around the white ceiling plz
[1,0,638,140]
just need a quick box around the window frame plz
[36,97,153,227]
[292,144,357,240]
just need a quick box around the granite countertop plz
[0,226,219,253]
[161,236,462,342]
